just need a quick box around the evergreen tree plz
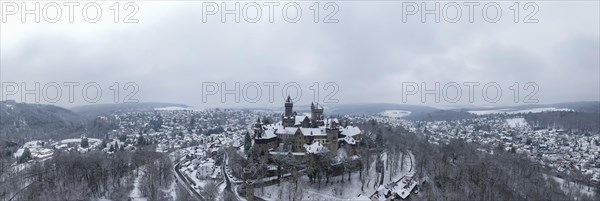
[262,116,273,125]
[244,131,252,152]
[150,115,163,131]
[137,135,145,146]
[101,136,108,149]
[81,137,89,148]
[189,117,196,133]
[18,148,32,163]
[118,134,127,142]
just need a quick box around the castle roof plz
[304,142,329,154]
[299,127,327,136]
[295,115,309,125]
[265,122,329,136]
[256,129,277,139]
[340,135,357,145]
[340,126,362,137]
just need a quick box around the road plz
[174,150,264,201]
[173,157,206,201]
[222,153,233,193]
[222,152,266,201]
[408,151,413,172]
[369,151,416,199]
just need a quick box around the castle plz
[253,96,362,155]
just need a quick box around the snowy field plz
[506,118,528,128]
[58,138,101,144]
[469,107,572,115]
[155,107,203,111]
[543,174,596,198]
[14,138,101,159]
[256,152,415,201]
[130,167,148,201]
[380,110,411,118]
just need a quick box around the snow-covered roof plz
[340,135,357,145]
[390,179,417,199]
[304,142,329,154]
[267,125,327,136]
[300,128,327,136]
[295,115,309,125]
[273,126,298,135]
[340,126,361,136]
[257,129,277,139]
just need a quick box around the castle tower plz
[243,165,255,201]
[283,96,295,127]
[311,102,324,127]
[285,95,293,117]
[310,102,317,127]
[253,117,263,137]
[245,181,255,201]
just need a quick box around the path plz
[130,167,147,201]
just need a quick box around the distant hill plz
[317,102,599,121]
[548,101,600,112]
[454,101,599,132]
[0,102,189,142]
[323,103,475,121]
[0,100,85,141]
[461,101,600,114]
[326,103,437,115]
[70,102,189,120]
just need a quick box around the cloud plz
[1,1,598,108]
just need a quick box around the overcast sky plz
[1,1,599,108]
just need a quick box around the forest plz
[358,119,600,201]
[0,147,184,201]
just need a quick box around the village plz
[10,104,599,200]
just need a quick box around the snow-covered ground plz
[256,151,415,201]
[162,181,177,201]
[58,138,101,144]
[469,107,572,115]
[189,169,208,188]
[13,147,53,159]
[380,110,411,118]
[506,118,528,128]
[130,167,148,201]
[15,141,50,156]
[543,174,596,198]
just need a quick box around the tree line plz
[0,148,179,201]
[357,119,600,201]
